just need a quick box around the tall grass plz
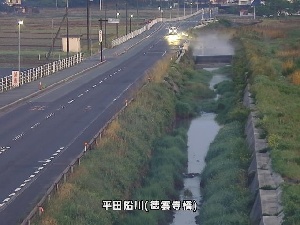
[197,66,252,225]
[233,18,300,224]
[33,50,216,224]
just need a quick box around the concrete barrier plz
[243,83,284,225]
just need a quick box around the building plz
[61,35,82,53]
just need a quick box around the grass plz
[195,63,252,225]
[32,46,214,224]
[231,18,300,224]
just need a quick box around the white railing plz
[111,9,205,48]
[0,53,83,93]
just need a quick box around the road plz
[0,13,205,225]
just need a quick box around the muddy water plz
[170,71,228,225]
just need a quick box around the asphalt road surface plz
[0,12,205,225]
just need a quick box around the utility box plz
[61,35,81,53]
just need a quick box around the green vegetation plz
[196,64,252,225]
[199,121,252,225]
[199,67,249,124]
[232,19,300,224]
[33,49,215,224]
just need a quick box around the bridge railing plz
[0,53,83,93]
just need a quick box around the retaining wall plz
[243,83,284,225]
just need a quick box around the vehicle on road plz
[168,26,178,35]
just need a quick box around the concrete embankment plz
[243,83,284,225]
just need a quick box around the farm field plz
[0,6,180,69]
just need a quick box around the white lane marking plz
[85,89,89,93]
[50,156,54,159]
[43,163,47,166]
[8,193,15,197]
[162,50,166,56]
[15,188,21,192]
[118,69,121,72]
[92,84,97,88]
[20,183,26,187]
[53,153,58,156]
[24,179,31,183]
[68,99,74,104]
[34,171,39,174]
[113,98,117,101]
[78,93,84,97]
[0,203,5,208]
[113,71,117,74]
[13,133,24,141]
[109,74,112,77]
[99,80,103,84]
[60,147,64,150]
[31,122,40,129]
[104,77,107,80]
[56,150,61,153]
[29,175,35,178]
[45,113,54,119]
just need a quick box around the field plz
[0,6,183,69]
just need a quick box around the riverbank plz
[171,70,229,225]
[196,66,252,225]
[33,49,216,224]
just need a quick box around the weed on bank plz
[232,18,300,224]
[196,64,252,225]
[34,52,214,225]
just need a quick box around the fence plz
[111,9,205,48]
[0,53,83,93]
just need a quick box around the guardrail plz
[20,53,177,225]
[111,9,206,48]
[0,53,83,93]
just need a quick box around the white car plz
[168,26,178,35]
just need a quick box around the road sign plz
[12,71,20,87]
[108,18,120,24]
[99,30,103,43]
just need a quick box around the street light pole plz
[66,0,69,58]
[130,14,133,33]
[116,11,120,38]
[18,20,23,75]
[116,4,119,38]
[125,2,128,35]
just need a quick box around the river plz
[170,70,229,225]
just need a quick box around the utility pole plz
[66,0,69,58]
[98,18,108,62]
[87,0,91,55]
[125,2,128,35]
